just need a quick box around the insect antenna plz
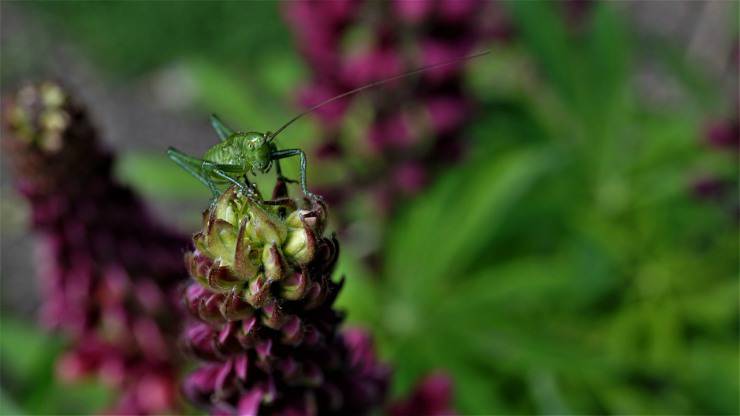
[268,49,490,142]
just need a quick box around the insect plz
[168,50,490,200]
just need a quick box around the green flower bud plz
[220,289,254,321]
[279,271,308,301]
[283,221,316,265]
[245,274,270,308]
[244,199,287,245]
[262,243,286,281]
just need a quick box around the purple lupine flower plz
[693,110,739,221]
[692,35,739,221]
[704,118,740,151]
[388,372,456,416]
[180,184,390,414]
[283,0,596,219]
[283,0,489,216]
[3,82,188,414]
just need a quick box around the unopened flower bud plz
[206,262,243,293]
[279,271,308,300]
[261,300,287,330]
[281,315,303,345]
[245,274,270,308]
[284,222,316,264]
[220,289,254,321]
[262,243,286,281]
[205,219,238,264]
[244,200,287,245]
[198,293,227,324]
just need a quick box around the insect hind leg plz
[167,147,220,196]
[201,161,261,199]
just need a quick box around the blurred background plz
[1,1,738,414]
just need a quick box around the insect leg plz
[210,114,235,141]
[274,159,298,184]
[202,161,247,193]
[167,147,220,196]
[271,149,320,200]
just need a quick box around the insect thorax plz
[203,132,271,172]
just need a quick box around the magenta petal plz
[389,372,456,416]
[425,96,469,135]
[214,360,234,393]
[237,388,264,416]
[392,0,432,23]
[235,354,249,381]
[256,338,273,360]
[393,162,428,194]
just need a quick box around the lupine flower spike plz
[181,182,390,414]
[3,82,188,414]
[284,0,488,215]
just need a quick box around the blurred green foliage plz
[24,2,293,78]
[6,1,738,415]
[0,319,113,414]
[339,2,738,414]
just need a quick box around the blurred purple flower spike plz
[704,118,740,150]
[3,82,188,414]
[389,372,457,416]
[283,0,489,218]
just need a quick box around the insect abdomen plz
[204,141,245,166]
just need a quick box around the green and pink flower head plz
[180,182,390,414]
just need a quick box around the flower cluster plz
[692,110,739,220]
[388,372,456,416]
[181,184,390,414]
[3,83,187,414]
[283,0,489,214]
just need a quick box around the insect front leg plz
[271,149,320,200]
[274,159,298,184]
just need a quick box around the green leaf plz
[0,385,24,416]
[0,317,63,385]
[506,1,580,108]
[385,147,556,299]
[0,317,113,414]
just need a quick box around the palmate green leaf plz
[441,255,577,313]
[380,255,614,414]
[385,147,556,300]
[581,3,630,119]
[506,1,580,110]
[508,1,633,148]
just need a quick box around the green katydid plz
[167,50,489,200]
